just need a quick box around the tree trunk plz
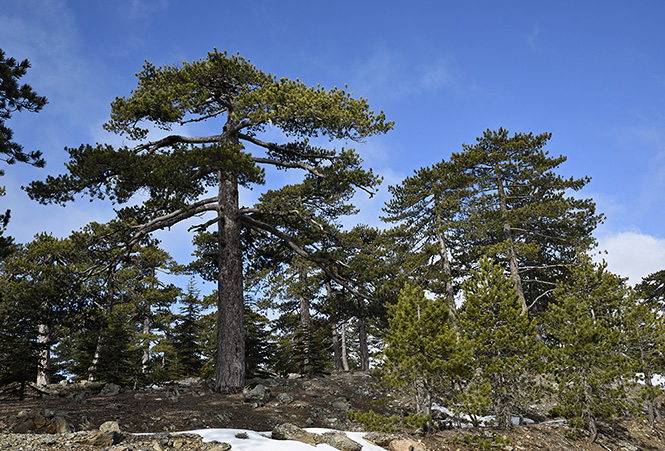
[87,335,103,382]
[435,209,456,319]
[36,323,50,387]
[89,276,115,381]
[496,176,527,313]
[141,315,151,374]
[326,280,342,371]
[298,264,312,376]
[340,321,350,372]
[215,174,245,393]
[414,377,432,420]
[358,314,370,371]
[332,324,342,371]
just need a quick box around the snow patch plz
[182,428,387,451]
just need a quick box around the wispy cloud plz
[526,23,541,51]
[349,47,458,102]
[128,0,170,20]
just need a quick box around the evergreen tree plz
[544,256,632,441]
[458,257,543,429]
[0,234,81,395]
[636,269,665,311]
[382,160,469,309]
[0,49,48,257]
[382,283,465,420]
[27,50,391,392]
[623,291,665,427]
[383,129,601,315]
[167,281,204,379]
[0,48,47,172]
[454,129,601,312]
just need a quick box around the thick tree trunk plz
[36,323,50,387]
[298,264,312,375]
[496,177,527,313]
[215,174,245,393]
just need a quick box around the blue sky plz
[1,0,664,288]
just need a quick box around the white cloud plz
[596,230,665,286]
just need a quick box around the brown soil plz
[1,372,664,450]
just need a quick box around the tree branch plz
[249,156,324,177]
[134,134,224,153]
[241,214,377,302]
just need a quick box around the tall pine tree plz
[26,50,392,392]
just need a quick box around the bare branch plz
[527,288,556,310]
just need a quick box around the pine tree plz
[27,50,392,392]
[167,281,204,379]
[623,292,665,427]
[458,256,543,429]
[544,256,632,441]
[382,283,465,420]
[0,234,81,395]
[0,49,48,257]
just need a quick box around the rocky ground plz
[0,372,663,450]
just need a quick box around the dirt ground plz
[1,372,664,450]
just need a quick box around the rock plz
[99,420,121,432]
[331,396,352,411]
[31,413,47,430]
[389,437,427,451]
[100,382,121,396]
[52,415,74,433]
[209,444,232,451]
[272,422,321,446]
[364,431,397,447]
[322,432,363,451]
[83,430,124,446]
[276,392,294,404]
[272,423,362,451]
[11,421,31,433]
[243,383,271,405]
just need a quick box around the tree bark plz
[357,313,370,371]
[36,323,50,387]
[141,315,151,374]
[332,324,342,371]
[215,174,246,393]
[298,264,312,375]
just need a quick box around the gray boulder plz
[243,383,271,406]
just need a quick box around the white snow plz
[432,404,535,428]
[181,428,388,451]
